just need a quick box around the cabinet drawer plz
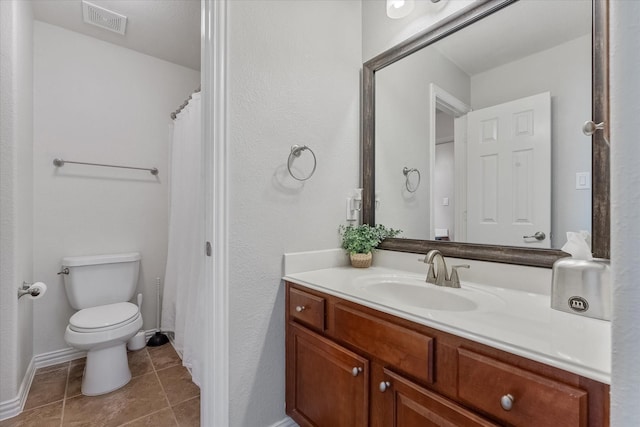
[289,287,325,331]
[458,348,588,427]
[332,303,433,384]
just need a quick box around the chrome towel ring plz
[403,167,421,193]
[288,145,317,181]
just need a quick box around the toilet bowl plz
[61,252,143,396]
[65,302,143,396]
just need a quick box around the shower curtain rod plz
[170,86,201,120]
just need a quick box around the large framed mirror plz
[363,0,609,268]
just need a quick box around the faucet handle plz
[448,264,470,288]
[425,263,437,284]
[419,257,437,283]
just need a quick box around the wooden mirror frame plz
[362,0,609,268]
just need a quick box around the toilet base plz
[82,343,132,396]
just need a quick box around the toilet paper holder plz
[18,281,43,299]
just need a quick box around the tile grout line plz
[148,347,182,426]
[16,363,70,417]
[60,362,71,427]
[117,407,171,427]
[16,347,196,427]
[153,357,180,425]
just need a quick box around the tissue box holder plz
[551,258,611,321]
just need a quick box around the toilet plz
[61,252,143,396]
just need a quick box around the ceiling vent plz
[82,1,127,35]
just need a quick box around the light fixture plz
[386,0,415,19]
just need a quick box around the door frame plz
[428,84,471,241]
[202,0,229,425]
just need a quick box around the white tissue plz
[561,231,593,260]
[27,282,47,299]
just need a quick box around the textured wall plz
[32,22,200,354]
[610,1,640,424]
[375,46,470,239]
[227,1,361,425]
[0,0,34,403]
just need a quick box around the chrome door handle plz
[523,231,545,241]
[582,120,605,136]
[582,120,609,146]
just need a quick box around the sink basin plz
[351,275,504,312]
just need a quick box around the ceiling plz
[435,0,592,76]
[30,0,591,77]
[32,0,201,71]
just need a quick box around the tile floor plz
[0,344,200,427]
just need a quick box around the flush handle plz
[57,268,69,275]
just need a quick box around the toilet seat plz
[69,302,140,333]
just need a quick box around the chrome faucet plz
[419,250,469,288]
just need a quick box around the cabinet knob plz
[379,381,391,392]
[295,305,305,312]
[351,367,362,377]
[500,394,515,411]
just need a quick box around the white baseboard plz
[0,358,35,421]
[34,347,87,369]
[145,328,158,340]
[0,328,156,421]
[268,417,298,427]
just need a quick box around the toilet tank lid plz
[62,252,141,267]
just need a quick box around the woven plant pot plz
[350,252,372,268]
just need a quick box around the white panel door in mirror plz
[467,92,551,248]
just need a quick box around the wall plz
[362,0,475,61]
[226,1,361,425]
[471,35,591,248]
[0,0,34,404]
[32,22,200,354]
[434,112,455,240]
[375,46,469,238]
[611,1,640,424]
[434,141,455,240]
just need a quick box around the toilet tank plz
[61,252,141,310]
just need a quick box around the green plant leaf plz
[339,224,401,254]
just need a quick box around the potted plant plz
[339,224,401,268]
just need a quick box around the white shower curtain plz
[161,92,204,387]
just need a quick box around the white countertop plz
[284,265,611,384]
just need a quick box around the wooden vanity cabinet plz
[376,367,501,427]
[285,282,610,427]
[287,322,369,427]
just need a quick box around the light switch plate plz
[576,172,591,190]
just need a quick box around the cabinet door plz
[378,368,499,427]
[287,323,369,427]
